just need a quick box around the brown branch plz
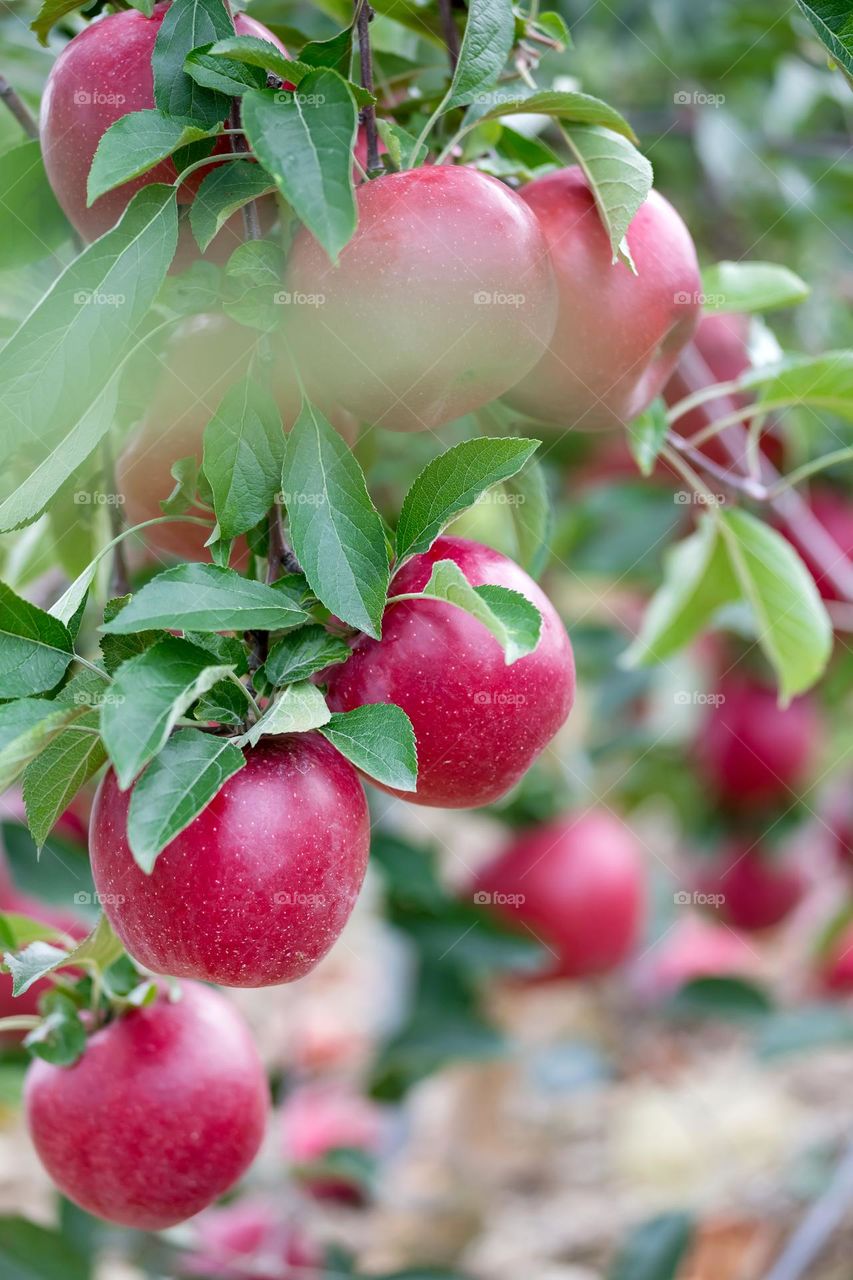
[0,74,38,139]
[437,0,461,72]
[355,0,380,172]
[102,435,130,599]
[227,99,262,240]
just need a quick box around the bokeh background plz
[1,0,852,1277]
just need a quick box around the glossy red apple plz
[25,981,269,1228]
[784,487,853,602]
[472,809,645,978]
[325,537,575,808]
[697,675,821,811]
[505,166,701,430]
[39,2,286,249]
[182,1200,321,1280]
[285,165,558,432]
[89,734,370,986]
[632,915,757,1000]
[693,840,806,931]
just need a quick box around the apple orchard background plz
[0,0,852,1277]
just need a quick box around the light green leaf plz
[2,940,69,996]
[740,352,853,422]
[701,261,809,313]
[417,559,541,664]
[202,376,285,539]
[23,707,107,848]
[241,72,358,263]
[88,111,217,205]
[562,124,652,265]
[101,637,234,788]
[445,0,515,111]
[236,680,330,747]
[477,90,636,140]
[100,563,309,633]
[627,398,668,476]
[0,141,70,267]
[395,437,541,564]
[504,460,551,577]
[319,703,417,791]
[127,729,246,871]
[282,400,389,637]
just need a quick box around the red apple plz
[697,675,821,810]
[472,809,645,978]
[182,1200,321,1280]
[826,777,853,871]
[505,166,701,430]
[284,165,558,432]
[693,840,806,931]
[632,915,757,1000]
[784,487,853,602]
[39,2,286,249]
[325,537,575,808]
[818,920,853,995]
[25,981,269,1228]
[89,734,370,986]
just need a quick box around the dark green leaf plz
[445,0,515,111]
[183,45,268,96]
[263,624,351,686]
[24,994,88,1068]
[282,400,389,636]
[127,729,246,871]
[190,160,275,250]
[416,559,541,664]
[300,24,354,73]
[319,704,417,791]
[794,0,853,76]
[609,1213,694,1280]
[202,376,285,539]
[100,563,309,633]
[0,1216,89,1280]
[0,585,73,698]
[152,0,235,127]
[88,111,217,205]
[477,89,636,140]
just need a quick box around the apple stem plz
[355,0,380,173]
[437,0,461,72]
[101,433,131,598]
[0,73,38,140]
[227,100,262,240]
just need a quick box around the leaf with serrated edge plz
[445,0,515,111]
[202,377,285,539]
[102,637,234,788]
[263,625,351,687]
[24,709,106,847]
[100,563,308,633]
[395,437,540,564]
[562,124,652,265]
[236,681,330,748]
[153,0,234,126]
[190,160,275,251]
[0,699,92,794]
[282,400,389,637]
[128,729,246,871]
[415,559,541,664]
[0,584,73,698]
[319,704,417,791]
[88,111,217,205]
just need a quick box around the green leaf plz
[23,708,106,849]
[0,1216,89,1280]
[190,160,275,251]
[319,704,417,791]
[282,401,389,637]
[0,913,65,952]
[3,941,69,996]
[236,680,330,747]
[88,111,217,205]
[100,596,165,675]
[477,89,636,140]
[0,698,95,794]
[0,141,70,268]
[223,239,287,330]
[0,186,179,533]
[101,637,234,788]
[152,0,235,127]
[622,516,740,668]
[183,46,269,95]
[627,398,668,476]
[375,119,427,170]
[609,1213,694,1280]
[241,72,358,263]
[416,559,541,664]
[200,33,304,82]
[562,124,652,265]
[192,679,248,726]
[100,563,309,633]
[504,460,551,577]
[719,507,833,703]
[300,23,354,73]
[127,729,246,871]
[794,0,853,76]
[740,351,853,422]
[671,975,774,1019]
[24,993,88,1068]
[202,376,285,539]
[0,585,74,698]
[445,0,515,111]
[395,437,540,564]
[263,625,351,686]
[701,260,809,314]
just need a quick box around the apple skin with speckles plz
[25,981,269,1228]
[284,165,558,432]
[89,734,370,986]
[39,2,286,251]
[325,537,575,808]
[505,167,701,430]
[472,810,645,979]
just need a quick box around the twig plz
[101,435,130,598]
[764,1137,853,1280]
[436,0,461,72]
[667,431,767,500]
[266,501,286,584]
[674,344,853,602]
[227,99,262,240]
[355,0,380,172]
[0,74,38,139]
